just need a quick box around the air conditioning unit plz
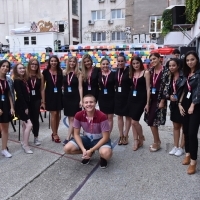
[151,33,160,39]
[110,0,116,2]
[88,20,95,25]
[99,0,105,2]
[108,20,114,24]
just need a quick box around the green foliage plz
[161,9,173,36]
[185,0,200,24]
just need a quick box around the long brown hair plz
[26,58,42,79]
[129,56,144,78]
[81,54,93,81]
[63,56,80,77]
[13,63,28,80]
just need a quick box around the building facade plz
[0,0,81,50]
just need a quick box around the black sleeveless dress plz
[98,71,115,114]
[63,72,81,116]
[128,71,147,121]
[0,79,11,123]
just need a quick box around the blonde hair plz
[81,54,93,81]
[63,56,80,77]
[26,58,42,79]
[13,63,28,80]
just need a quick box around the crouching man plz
[64,94,112,169]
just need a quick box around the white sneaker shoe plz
[169,146,178,155]
[1,149,12,158]
[22,145,33,154]
[34,137,41,146]
[174,147,184,157]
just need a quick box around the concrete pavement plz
[0,112,200,200]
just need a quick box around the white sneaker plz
[174,147,184,156]
[22,145,33,154]
[1,149,12,158]
[34,137,41,146]
[169,146,178,155]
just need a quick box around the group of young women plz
[0,51,199,175]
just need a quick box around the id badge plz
[152,88,156,94]
[118,87,122,92]
[88,85,91,91]
[54,87,58,93]
[133,90,137,96]
[187,92,191,99]
[68,87,72,92]
[31,90,35,96]
[104,89,108,94]
[1,95,5,101]
[173,94,178,100]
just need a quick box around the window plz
[149,16,162,33]
[91,10,106,20]
[92,32,106,42]
[111,9,125,19]
[73,19,79,38]
[31,36,36,45]
[72,0,78,15]
[111,31,126,41]
[24,37,29,45]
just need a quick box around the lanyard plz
[31,77,36,89]
[0,80,6,94]
[187,76,191,91]
[118,68,125,86]
[153,67,163,87]
[133,71,141,90]
[102,71,111,88]
[67,72,74,86]
[88,68,93,86]
[50,70,57,86]
[23,79,30,93]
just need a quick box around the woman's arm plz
[8,91,15,115]
[40,74,45,110]
[144,70,150,112]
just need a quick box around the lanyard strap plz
[31,77,36,89]
[23,79,30,93]
[102,71,111,88]
[133,71,141,90]
[153,67,162,87]
[0,80,6,94]
[187,76,191,91]
[118,68,125,86]
[67,72,74,86]
[50,71,57,86]
[88,68,93,86]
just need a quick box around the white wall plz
[82,0,126,44]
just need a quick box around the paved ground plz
[0,111,200,200]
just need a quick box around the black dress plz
[0,79,11,123]
[98,71,115,114]
[114,67,131,116]
[28,77,42,137]
[14,79,31,122]
[63,72,81,116]
[42,69,63,111]
[82,67,100,101]
[128,71,147,121]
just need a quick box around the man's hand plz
[82,149,93,159]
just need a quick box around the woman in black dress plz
[0,60,14,158]
[81,54,99,101]
[42,56,63,143]
[167,58,185,156]
[144,53,169,152]
[98,58,115,133]
[115,54,131,145]
[27,58,45,146]
[13,63,33,154]
[62,56,82,145]
[128,57,150,151]
[178,51,200,174]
